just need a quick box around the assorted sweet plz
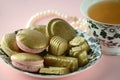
[69,35,86,46]
[46,18,76,41]
[44,55,78,72]
[40,67,70,75]
[1,33,21,56]
[49,36,68,56]
[0,18,90,75]
[16,29,49,54]
[69,36,90,66]
[11,53,44,72]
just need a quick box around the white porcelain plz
[80,0,120,55]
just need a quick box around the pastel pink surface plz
[11,60,44,66]
[0,0,120,80]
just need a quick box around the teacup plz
[80,0,120,55]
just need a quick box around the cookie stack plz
[49,36,68,56]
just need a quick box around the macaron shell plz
[16,29,48,53]
[11,53,44,72]
[1,33,20,56]
[16,29,48,49]
[16,36,45,53]
[11,53,43,61]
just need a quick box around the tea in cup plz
[80,0,120,55]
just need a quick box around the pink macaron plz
[11,53,44,72]
[16,29,49,54]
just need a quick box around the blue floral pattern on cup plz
[88,20,120,48]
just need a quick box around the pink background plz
[0,0,120,80]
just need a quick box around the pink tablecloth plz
[0,0,120,80]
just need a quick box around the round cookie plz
[16,29,48,53]
[46,18,77,41]
[11,53,44,72]
[49,36,68,56]
[1,33,21,56]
